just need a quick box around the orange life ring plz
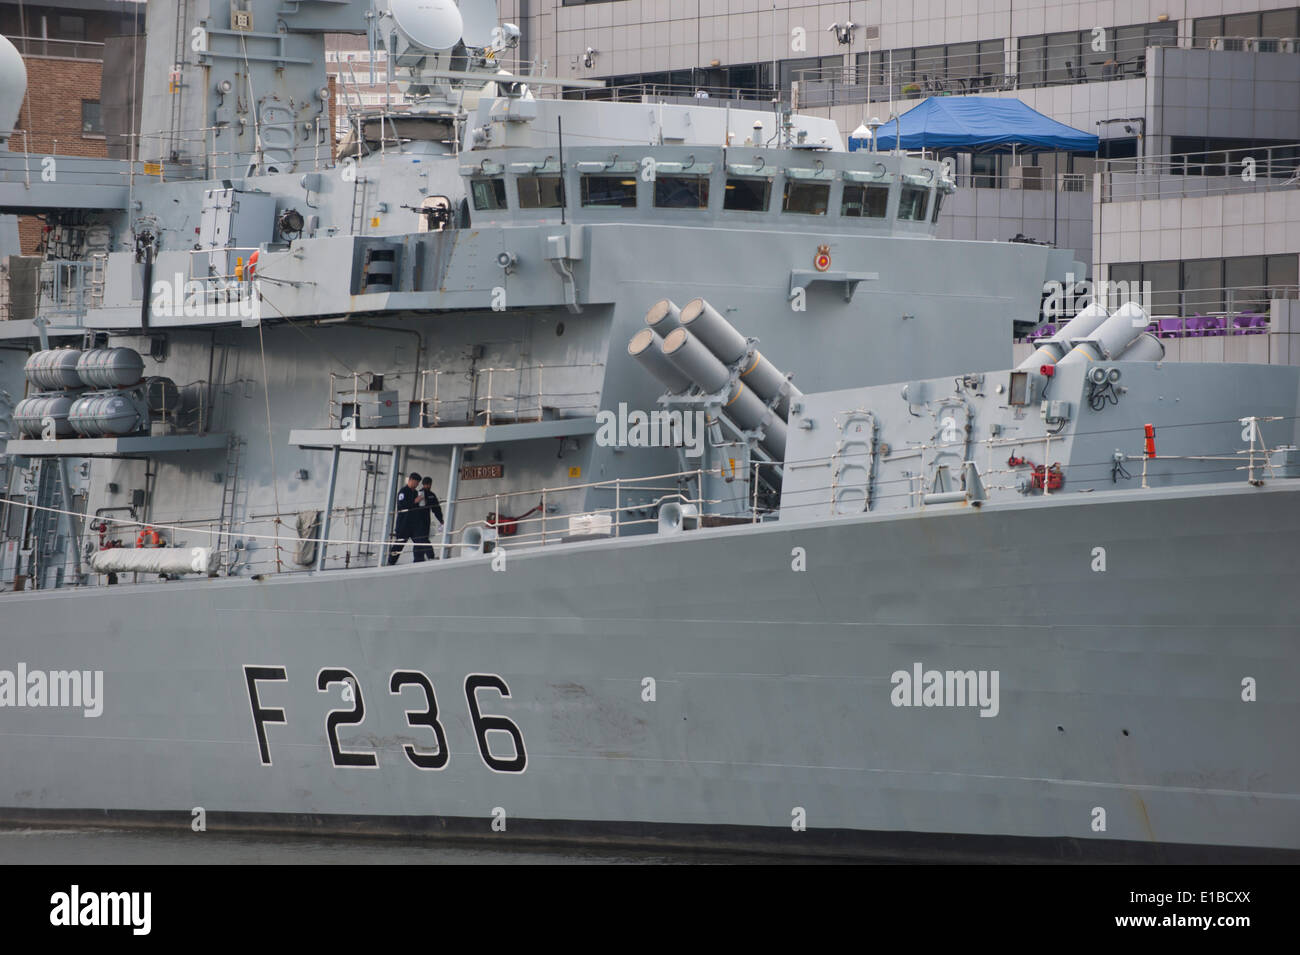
[247,249,259,278]
[136,526,162,548]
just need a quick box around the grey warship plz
[0,0,1297,861]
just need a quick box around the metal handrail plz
[5,36,105,59]
[413,363,605,428]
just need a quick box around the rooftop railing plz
[585,32,1296,111]
[5,36,105,60]
[1099,142,1300,202]
[1021,287,1300,339]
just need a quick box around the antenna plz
[558,115,566,226]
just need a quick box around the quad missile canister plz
[1056,302,1149,368]
[1015,303,1111,371]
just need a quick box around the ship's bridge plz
[457,146,954,239]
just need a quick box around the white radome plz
[389,0,464,52]
[0,34,28,138]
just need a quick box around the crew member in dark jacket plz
[387,472,422,565]
[412,476,444,562]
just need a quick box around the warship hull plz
[1,481,1297,861]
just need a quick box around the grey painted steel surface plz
[0,482,1296,853]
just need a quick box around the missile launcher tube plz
[1015,303,1111,371]
[661,327,732,394]
[1056,303,1149,368]
[627,328,693,395]
[644,299,682,336]
[680,298,749,365]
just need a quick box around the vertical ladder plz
[349,175,369,235]
[217,435,244,573]
[87,253,107,307]
[355,447,383,561]
[167,0,189,161]
[29,459,63,589]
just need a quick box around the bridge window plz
[897,185,929,221]
[581,175,637,207]
[723,177,770,211]
[841,183,889,218]
[517,175,563,209]
[931,190,945,223]
[654,176,710,209]
[782,181,829,215]
[470,178,507,211]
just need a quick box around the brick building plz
[1,0,141,253]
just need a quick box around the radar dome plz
[0,34,28,140]
[390,0,464,52]
[458,0,499,48]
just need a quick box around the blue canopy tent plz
[856,97,1098,249]
[866,96,1099,153]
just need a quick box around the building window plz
[580,175,637,208]
[1044,31,1081,84]
[978,40,1005,84]
[81,100,103,137]
[781,181,829,215]
[470,178,507,211]
[1018,36,1047,87]
[1197,8,1300,45]
[1021,22,1178,85]
[723,177,770,212]
[971,154,1000,188]
[654,176,709,209]
[1267,254,1299,289]
[1261,8,1300,37]
[57,15,86,40]
[841,184,889,218]
[517,175,563,209]
[781,55,843,90]
[897,185,929,221]
[1182,258,1224,314]
[1117,255,1299,317]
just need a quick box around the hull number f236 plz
[242,666,527,773]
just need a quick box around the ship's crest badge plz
[814,245,831,272]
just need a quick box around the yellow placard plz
[568,466,581,479]
[142,162,162,176]
[370,216,380,227]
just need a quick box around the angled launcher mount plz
[628,298,803,519]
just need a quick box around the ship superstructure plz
[0,2,1295,860]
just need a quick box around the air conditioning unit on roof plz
[1209,36,1247,51]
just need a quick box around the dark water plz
[0,826,784,864]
